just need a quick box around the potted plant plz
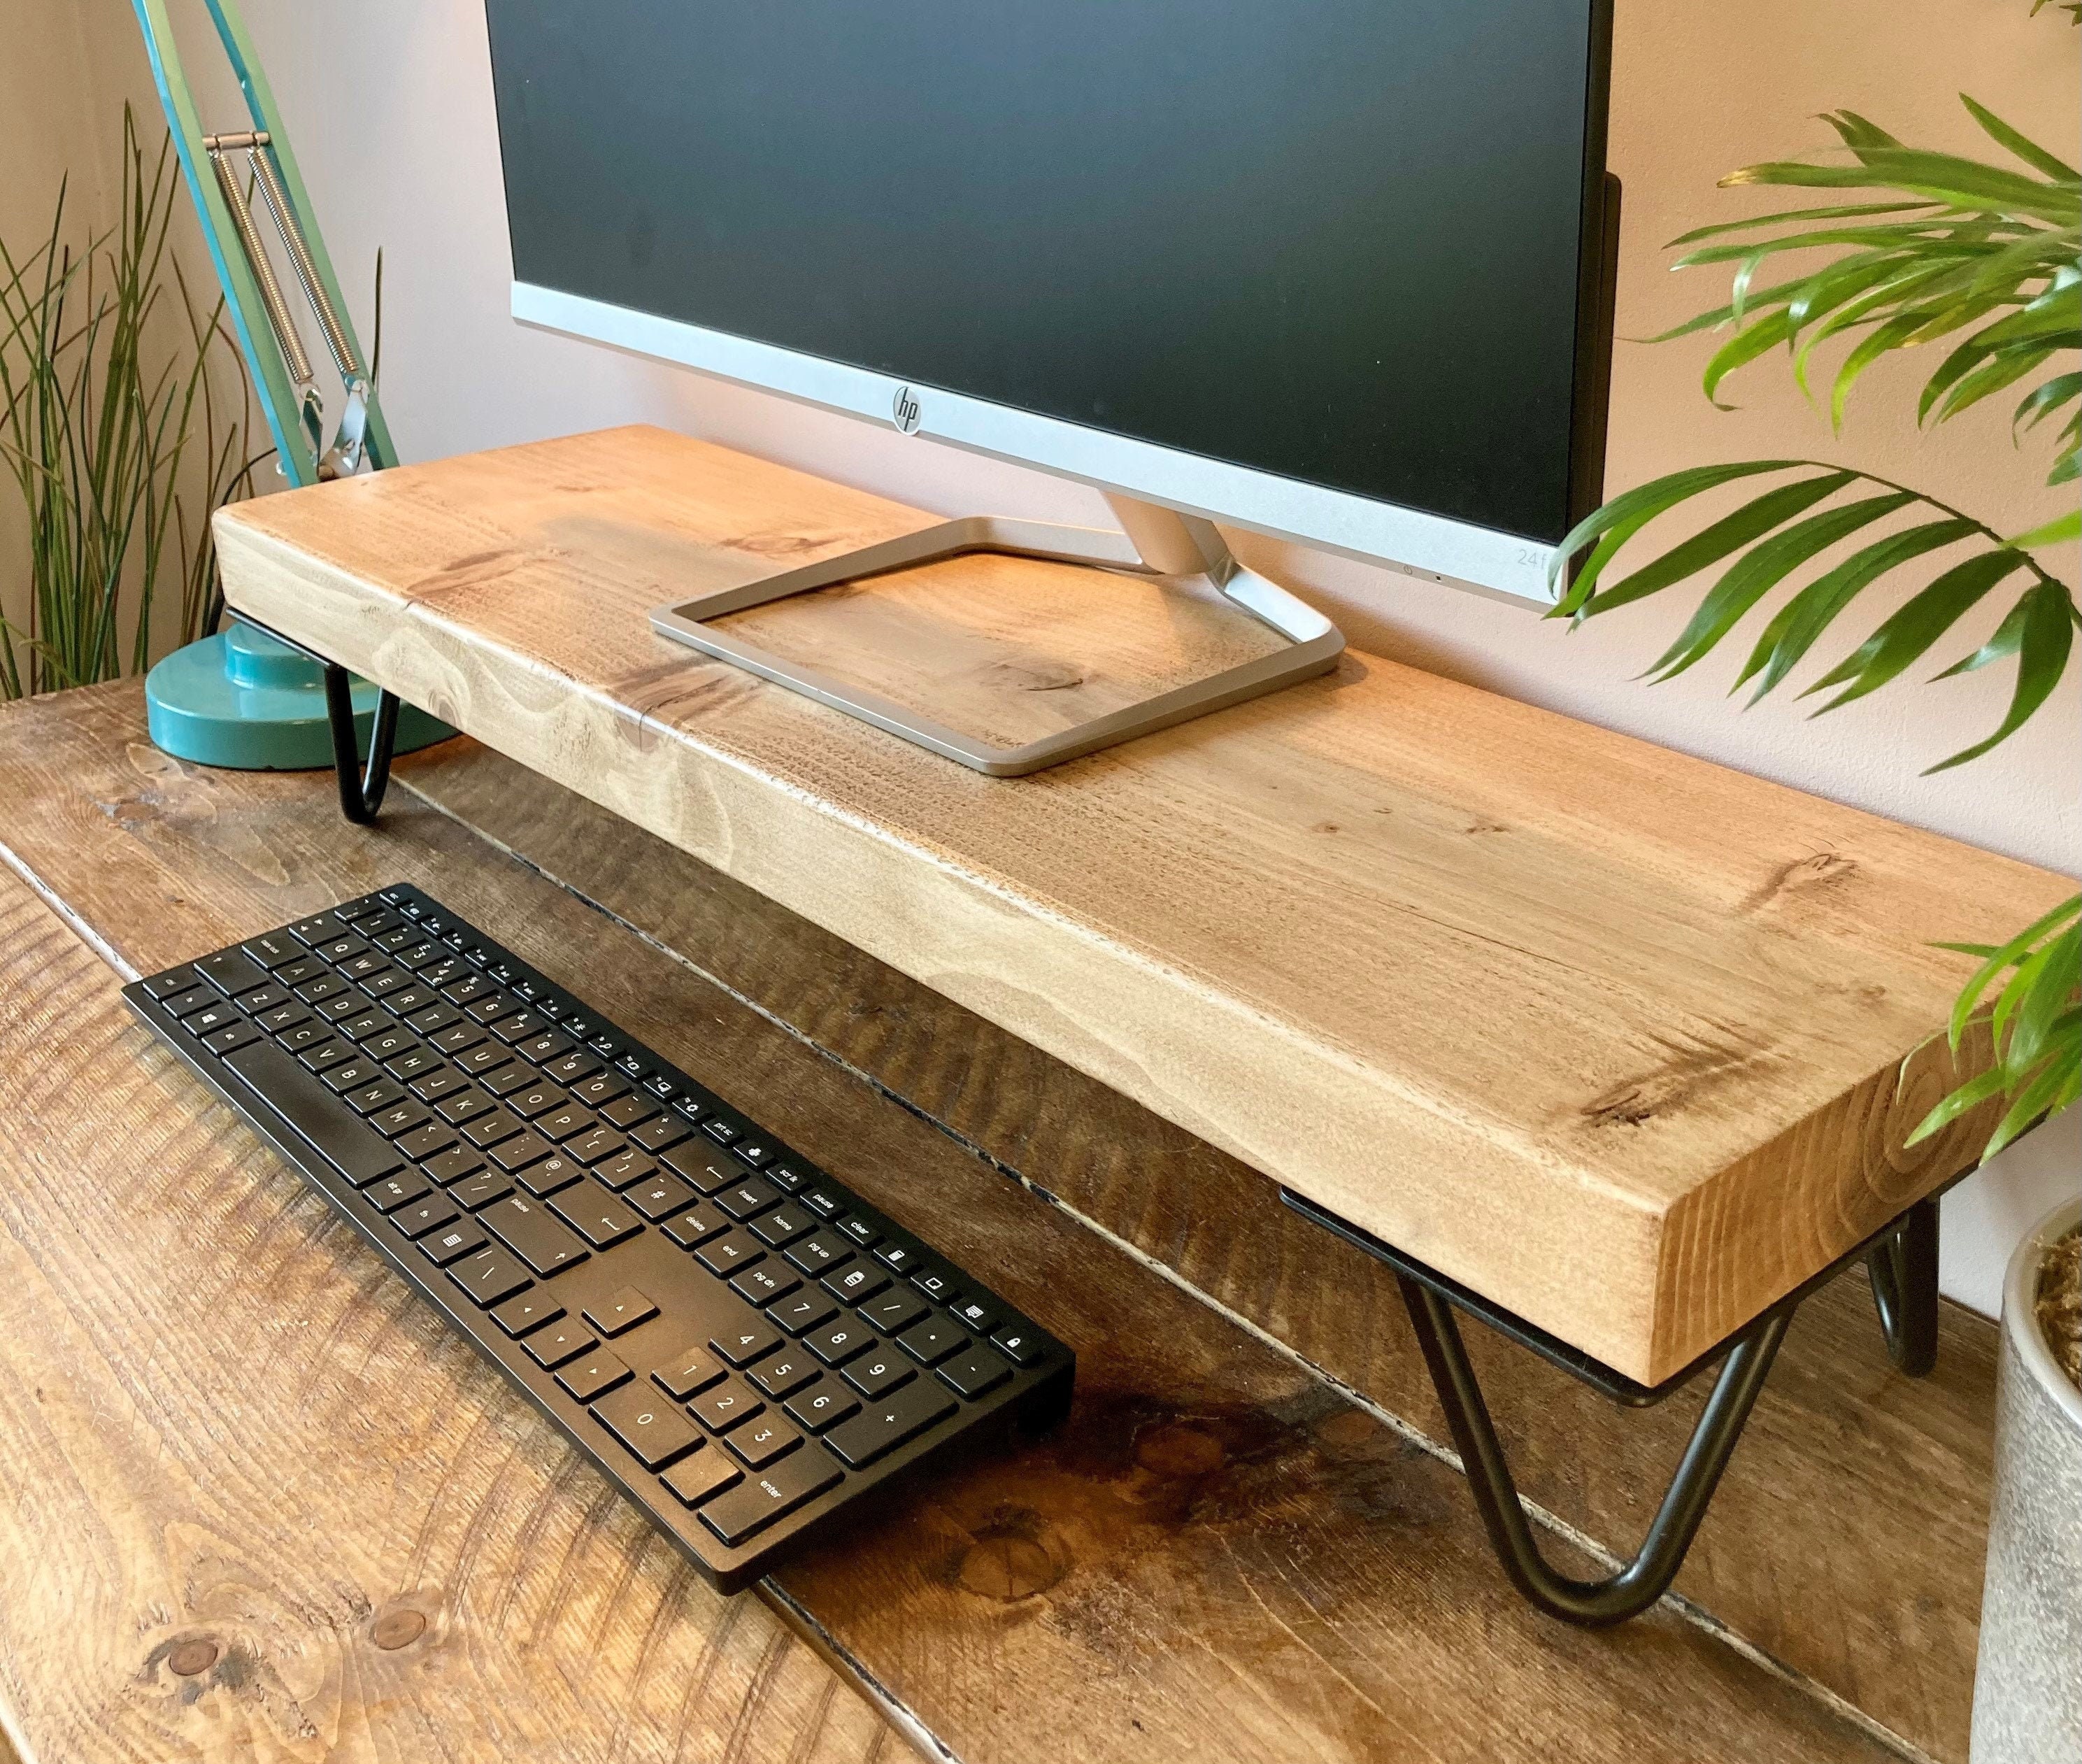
[0,106,257,700]
[1545,43,2079,1763]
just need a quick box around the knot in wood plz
[954,1528,1063,1602]
[166,1638,219,1677]
[1134,1420,1225,1479]
[371,1608,428,1651]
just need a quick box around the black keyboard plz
[124,882,1073,1592]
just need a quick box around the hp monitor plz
[484,1,1618,771]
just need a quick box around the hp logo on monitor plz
[891,385,922,435]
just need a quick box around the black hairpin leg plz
[321,662,399,825]
[1866,1196,1940,1377]
[1398,1275,1792,1626]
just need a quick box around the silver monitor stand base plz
[648,493,1346,776]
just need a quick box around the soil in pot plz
[2038,1226,2080,1392]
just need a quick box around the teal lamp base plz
[145,620,450,769]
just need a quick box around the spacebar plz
[222,1040,406,1190]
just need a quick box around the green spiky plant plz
[0,106,260,700]
[1550,92,2079,1162]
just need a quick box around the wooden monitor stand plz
[213,424,2072,1620]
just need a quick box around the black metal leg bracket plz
[320,661,399,825]
[1281,1189,1948,1626]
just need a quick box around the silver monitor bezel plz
[514,280,1561,605]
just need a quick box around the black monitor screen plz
[485,1,1612,545]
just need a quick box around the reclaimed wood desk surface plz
[0,681,2010,1764]
[212,425,2072,1386]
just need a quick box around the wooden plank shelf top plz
[215,424,2072,1386]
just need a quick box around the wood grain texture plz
[0,872,900,1764]
[395,732,2002,1764]
[0,681,1911,1764]
[211,425,2074,1384]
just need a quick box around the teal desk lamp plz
[133,0,446,804]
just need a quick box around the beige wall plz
[11,0,2079,1314]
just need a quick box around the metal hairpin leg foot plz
[1397,1274,1792,1626]
[1867,1196,1940,1377]
[321,662,399,824]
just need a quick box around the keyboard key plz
[516,1030,575,1066]
[784,1379,861,1434]
[448,1246,532,1309]
[948,1296,1001,1335]
[662,1449,741,1510]
[548,1186,643,1249]
[411,1068,468,1105]
[506,1081,567,1121]
[726,1415,801,1470]
[298,1040,353,1074]
[536,1104,597,1143]
[241,930,304,970]
[449,1169,514,1211]
[583,1285,659,1337]
[480,1062,535,1099]
[345,1077,406,1116]
[565,1126,626,1167]
[688,1381,762,1432]
[492,1291,563,1337]
[490,1010,546,1044]
[462,1109,525,1150]
[653,1345,727,1401]
[201,1021,260,1056]
[523,1319,594,1368]
[483,1194,590,1274]
[766,1160,814,1194]
[196,947,270,994]
[697,1451,841,1546]
[382,985,437,1017]
[748,1351,819,1401]
[428,1020,486,1056]
[662,1205,729,1249]
[806,1319,872,1367]
[489,1130,552,1172]
[716,1179,780,1223]
[321,1058,383,1095]
[823,1379,957,1469]
[822,1262,887,1305]
[750,1207,813,1249]
[275,1020,331,1055]
[366,1172,432,1214]
[556,1349,631,1404]
[455,1042,511,1079]
[785,1230,853,1276]
[273,956,326,989]
[990,1325,1046,1367]
[436,1088,496,1126]
[625,1174,697,1221]
[767,1290,838,1337]
[294,974,350,1007]
[911,1265,958,1304]
[237,983,292,1016]
[594,1090,648,1128]
[222,1040,405,1189]
[729,1265,799,1308]
[800,1185,846,1218]
[627,1114,690,1153]
[423,1146,486,1186]
[407,1001,464,1037]
[696,1230,763,1276]
[937,1344,1013,1399]
[397,1122,457,1162]
[594,1149,658,1192]
[858,1290,929,1336]
[712,1317,783,1368]
[371,1100,431,1139]
[592,1383,700,1471]
[573,1072,629,1109]
[542,1051,599,1086]
[255,1003,312,1037]
[840,1347,913,1404]
[835,1216,879,1249]
[874,1242,921,1277]
[394,1195,459,1239]
[661,1144,745,1195]
[896,1316,969,1367]
[420,1221,488,1267]
[357,1026,416,1062]
[517,1152,585,1199]
[385,1046,442,1082]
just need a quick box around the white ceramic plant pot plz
[1970,1195,2082,1764]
